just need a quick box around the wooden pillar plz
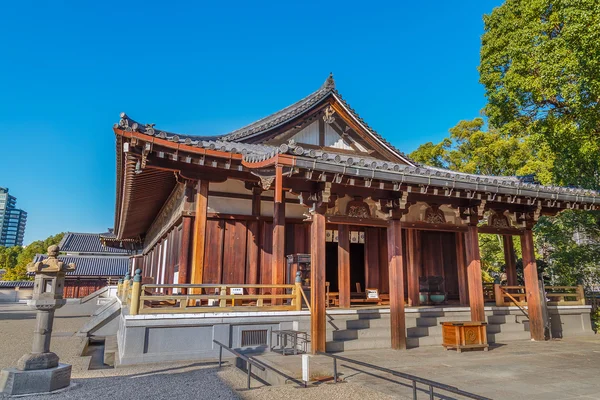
[191,180,209,284]
[521,229,545,341]
[387,219,406,350]
[465,225,485,322]
[406,229,421,307]
[178,216,193,284]
[272,166,286,299]
[503,235,517,286]
[455,232,469,306]
[310,210,326,354]
[337,224,350,308]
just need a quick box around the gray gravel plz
[0,304,391,400]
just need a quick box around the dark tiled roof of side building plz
[59,232,130,254]
[33,255,129,277]
[0,281,34,288]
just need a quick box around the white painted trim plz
[332,93,415,166]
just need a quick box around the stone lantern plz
[0,245,76,395]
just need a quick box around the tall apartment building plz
[0,188,27,247]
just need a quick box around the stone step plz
[407,325,442,338]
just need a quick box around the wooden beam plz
[387,219,407,350]
[406,229,421,307]
[521,229,545,341]
[311,210,327,354]
[455,232,469,306]
[318,118,325,147]
[465,225,485,322]
[178,216,193,285]
[191,180,209,284]
[402,221,468,233]
[337,224,351,308]
[503,236,518,286]
[272,165,286,301]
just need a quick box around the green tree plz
[479,0,600,189]
[2,233,64,281]
[0,246,22,271]
[410,118,554,183]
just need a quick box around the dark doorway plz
[325,242,339,291]
[350,243,365,293]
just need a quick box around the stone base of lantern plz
[0,363,72,395]
[17,351,59,370]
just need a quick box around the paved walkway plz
[1,303,599,399]
[258,335,600,399]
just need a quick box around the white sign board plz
[230,287,244,295]
[366,289,379,299]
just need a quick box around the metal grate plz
[241,329,268,347]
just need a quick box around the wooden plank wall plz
[191,218,311,288]
[420,231,459,299]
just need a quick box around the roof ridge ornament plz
[322,72,335,90]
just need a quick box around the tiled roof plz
[115,74,415,165]
[59,232,130,254]
[33,255,129,277]
[0,281,34,288]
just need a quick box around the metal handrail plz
[317,352,491,400]
[213,340,265,389]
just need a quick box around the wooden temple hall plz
[108,75,598,356]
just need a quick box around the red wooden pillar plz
[272,166,286,301]
[455,232,469,306]
[521,229,544,341]
[503,235,517,286]
[311,210,326,354]
[178,216,193,284]
[406,229,421,307]
[465,225,485,322]
[387,219,406,350]
[337,224,350,308]
[191,180,209,284]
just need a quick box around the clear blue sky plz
[0,0,503,245]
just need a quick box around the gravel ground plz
[0,303,391,400]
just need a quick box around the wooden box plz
[441,321,489,353]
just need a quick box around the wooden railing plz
[124,283,306,315]
[492,284,585,307]
[483,283,495,302]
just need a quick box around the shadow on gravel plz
[0,312,35,320]
[26,362,242,400]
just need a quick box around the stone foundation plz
[0,363,72,395]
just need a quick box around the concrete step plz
[326,337,391,352]
[415,317,439,327]
[343,318,390,330]
[332,327,391,340]
[407,325,443,338]
[487,330,531,343]
[486,322,529,334]
[103,336,117,367]
[407,335,443,348]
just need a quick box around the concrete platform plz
[252,335,600,399]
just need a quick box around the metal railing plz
[317,352,491,400]
[213,340,304,389]
[213,340,265,389]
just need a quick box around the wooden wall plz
[420,231,459,299]
[200,218,311,286]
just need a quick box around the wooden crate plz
[441,321,489,353]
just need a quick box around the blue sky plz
[0,0,503,245]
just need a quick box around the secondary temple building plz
[107,76,596,362]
